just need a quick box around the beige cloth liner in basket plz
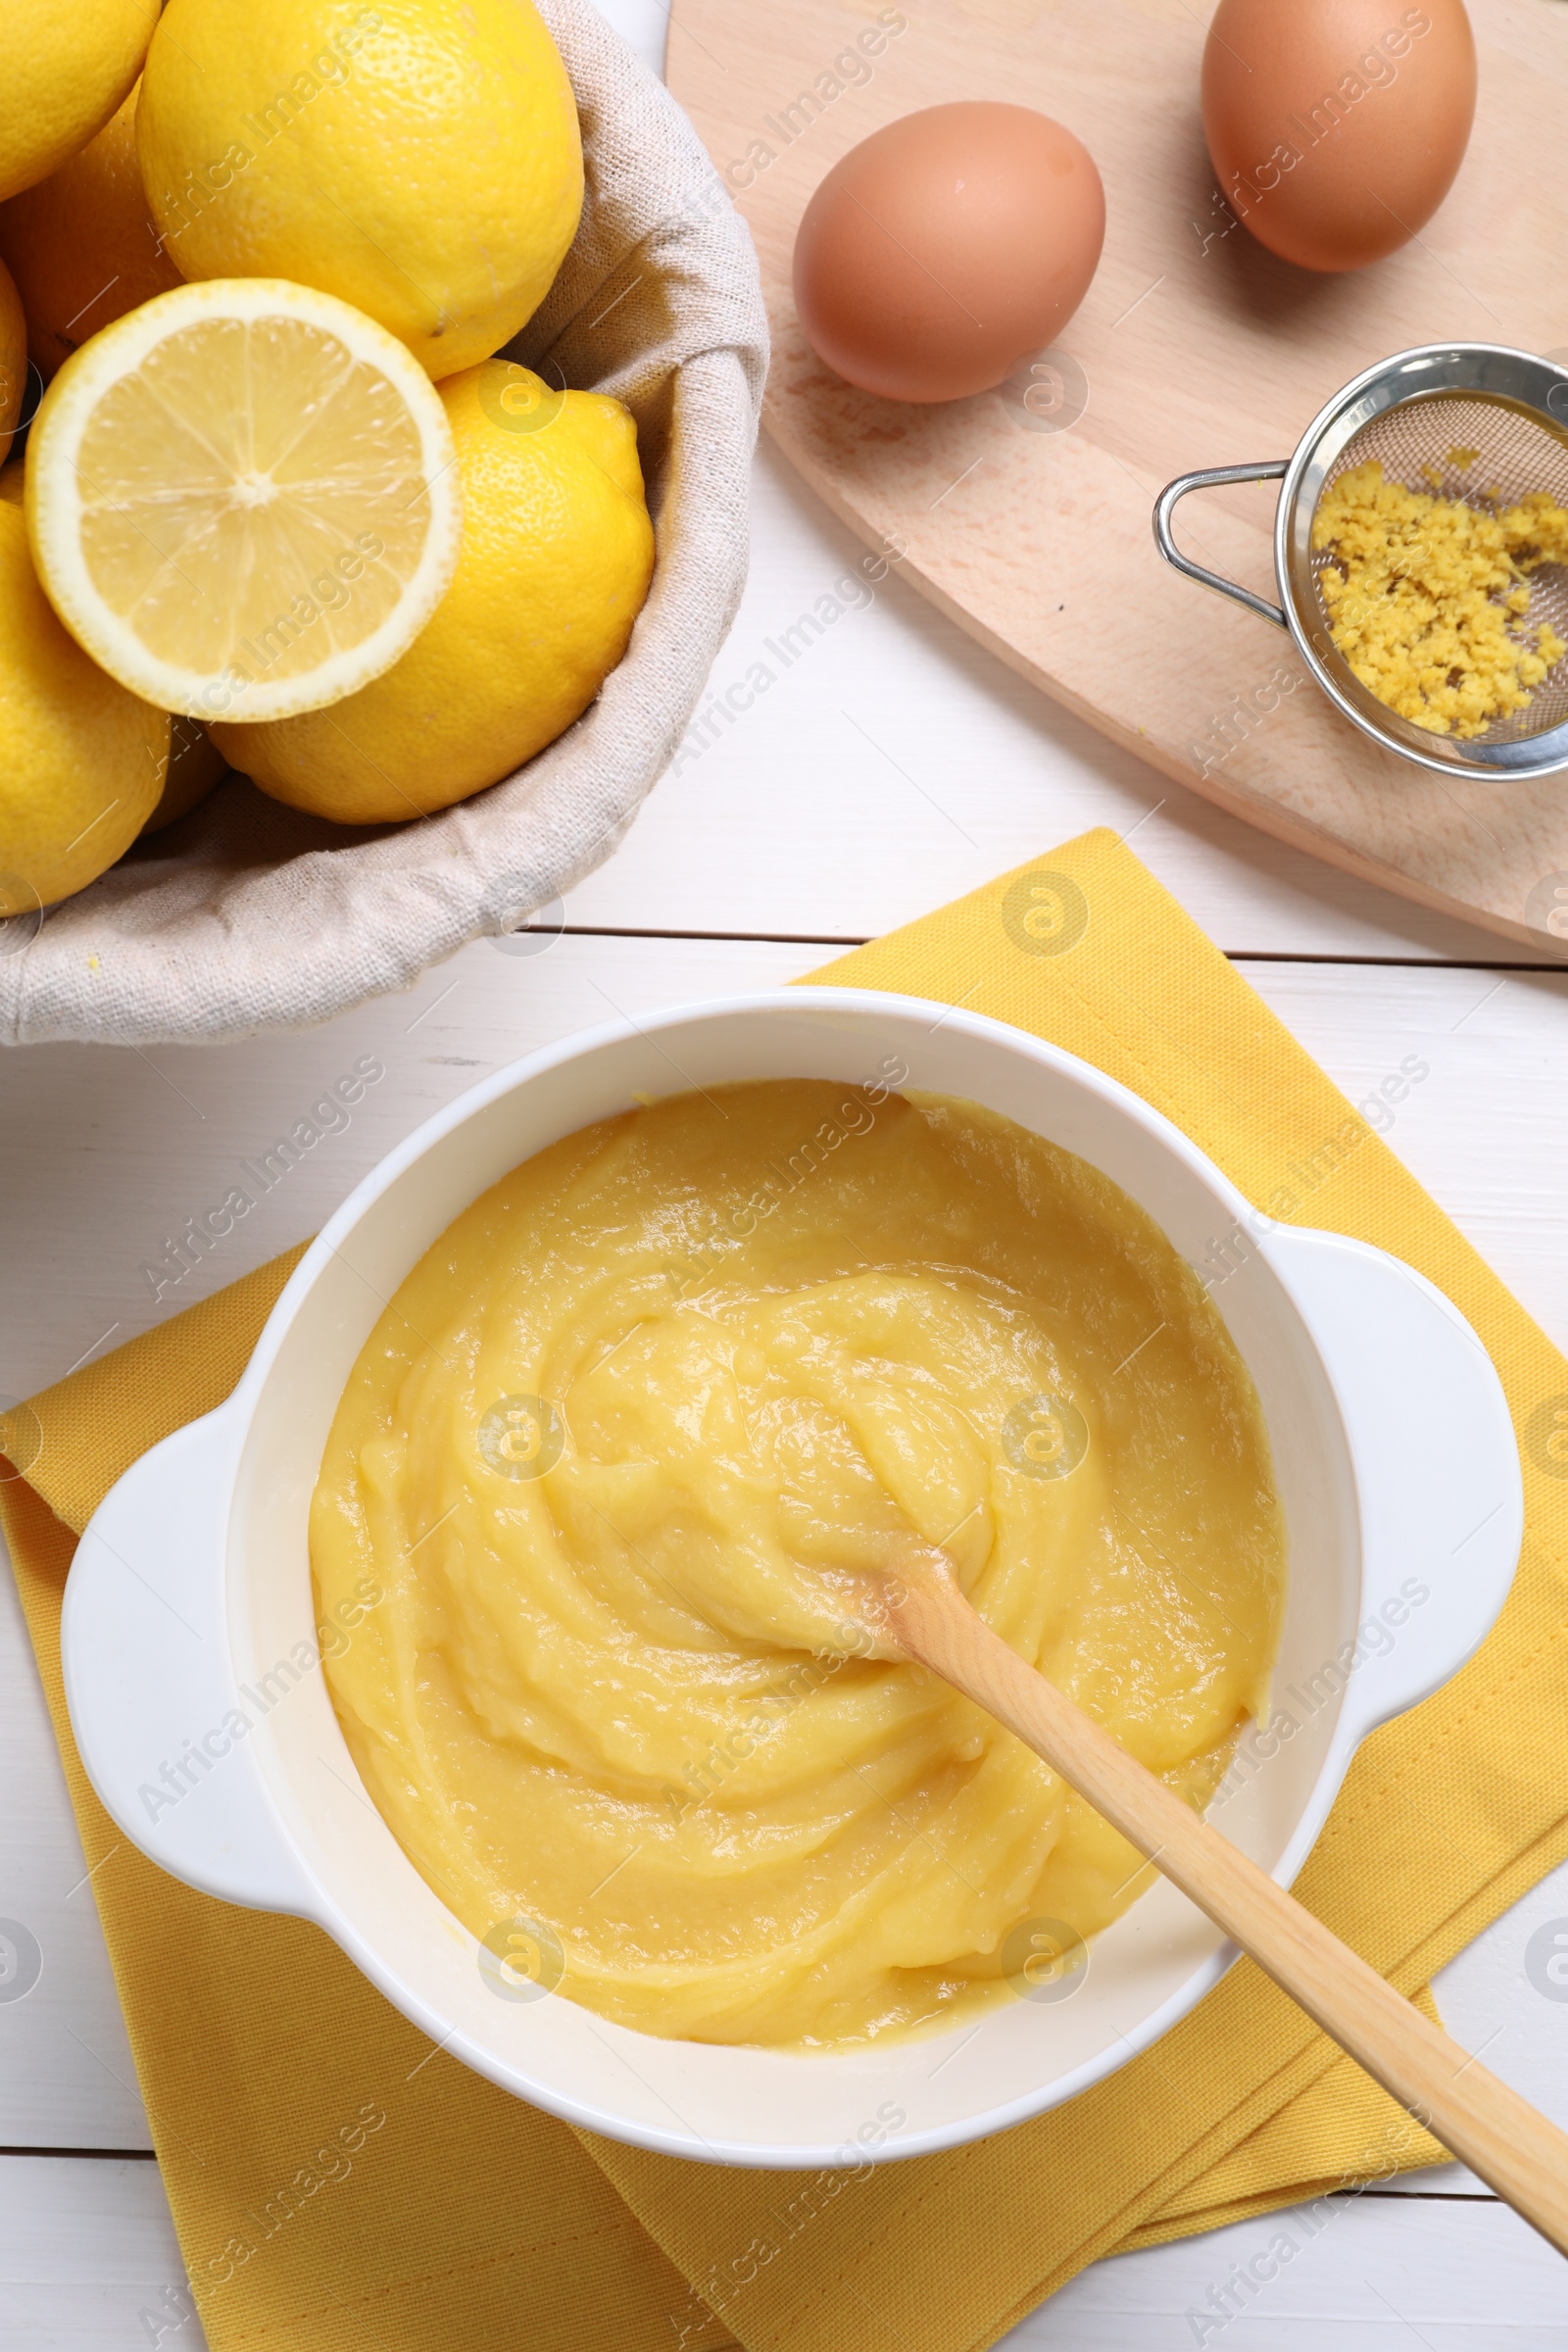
[0,0,768,1047]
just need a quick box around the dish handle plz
[1263,1224,1524,1742]
[1153,462,1290,630]
[61,1405,319,1919]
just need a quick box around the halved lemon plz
[25,277,462,722]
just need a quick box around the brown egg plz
[793,102,1105,404]
[1203,0,1477,273]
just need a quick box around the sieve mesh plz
[1310,392,1568,746]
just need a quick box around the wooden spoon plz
[866,1541,1568,2257]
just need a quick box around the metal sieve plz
[1153,344,1568,780]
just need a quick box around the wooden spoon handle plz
[891,1577,1568,2257]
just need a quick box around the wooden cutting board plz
[665,0,1568,954]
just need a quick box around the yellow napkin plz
[5,827,1567,2352]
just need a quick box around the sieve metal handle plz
[1153,462,1289,631]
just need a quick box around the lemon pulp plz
[27,279,461,720]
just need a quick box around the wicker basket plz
[0,0,767,1045]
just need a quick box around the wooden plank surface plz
[2,2,1566,2342]
[0,2159,189,2352]
[2,2145,1567,2351]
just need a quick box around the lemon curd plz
[312,1079,1285,2047]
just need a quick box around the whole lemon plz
[1,0,157,205]
[0,503,169,913]
[142,715,228,835]
[0,86,183,380]
[0,259,24,465]
[137,0,583,380]
[215,363,655,822]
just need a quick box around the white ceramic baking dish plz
[61,991,1522,2169]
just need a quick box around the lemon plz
[0,85,183,381]
[0,259,24,465]
[1,0,157,205]
[0,501,169,914]
[137,0,583,380]
[215,362,655,822]
[25,276,463,723]
[142,715,228,834]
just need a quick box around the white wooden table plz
[3,8,1568,2342]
